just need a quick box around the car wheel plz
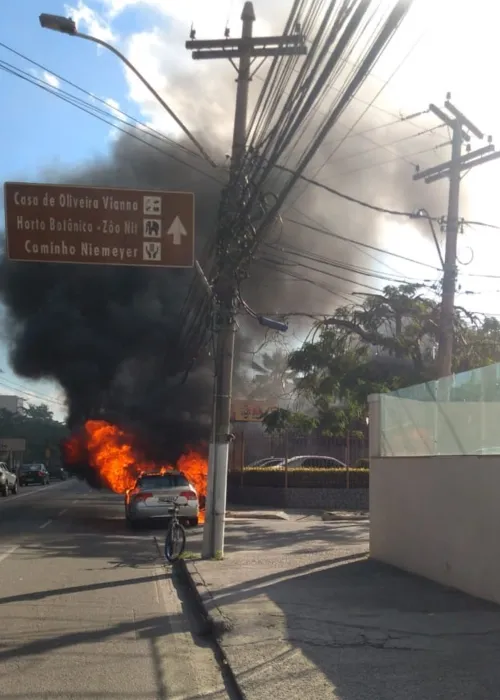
[1,483,8,497]
[11,482,18,495]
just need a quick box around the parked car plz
[0,462,18,496]
[125,471,199,528]
[247,457,283,467]
[19,464,50,486]
[48,466,68,480]
[272,455,347,469]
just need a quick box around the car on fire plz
[124,471,199,528]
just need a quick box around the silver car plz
[125,471,199,527]
[0,463,18,497]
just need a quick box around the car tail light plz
[38,472,44,477]
[180,490,197,502]
[133,492,152,502]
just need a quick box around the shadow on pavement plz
[205,554,500,699]
[0,612,187,663]
[0,570,165,606]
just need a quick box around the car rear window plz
[136,474,189,490]
[22,465,41,472]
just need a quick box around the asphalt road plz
[0,478,235,700]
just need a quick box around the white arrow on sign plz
[167,216,188,245]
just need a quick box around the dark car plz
[19,464,50,486]
[48,466,68,481]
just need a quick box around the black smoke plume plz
[0,118,446,484]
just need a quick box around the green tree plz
[288,283,500,435]
[262,407,318,436]
[0,403,68,463]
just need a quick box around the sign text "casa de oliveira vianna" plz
[3,182,195,268]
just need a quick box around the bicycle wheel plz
[164,521,186,562]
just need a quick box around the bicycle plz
[164,497,187,562]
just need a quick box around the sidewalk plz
[181,518,500,700]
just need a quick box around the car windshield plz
[136,473,189,490]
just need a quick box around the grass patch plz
[179,550,201,560]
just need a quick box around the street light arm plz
[39,13,216,167]
[75,32,217,167]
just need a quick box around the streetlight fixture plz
[39,14,76,34]
[38,13,216,166]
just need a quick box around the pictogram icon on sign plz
[143,195,162,215]
[143,219,161,238]
[143,241,162,261]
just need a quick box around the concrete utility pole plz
[186,2,306,558]
[413,95,500,379]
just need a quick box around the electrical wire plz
[257,259,355,304]
[283,215,441,271]
[180,0,422,364]
[0,376,66,409]
[0,53,225,186]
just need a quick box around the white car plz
[272,455,347,469]
[125,471,199,528]
[247,457,283,467]
[0,463,18,497]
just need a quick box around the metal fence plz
[230,431,368,470]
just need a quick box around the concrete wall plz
[370,455,500,604]
[228,485,368,511]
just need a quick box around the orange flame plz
[65,420,207,522]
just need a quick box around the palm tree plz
[248,350,297,400]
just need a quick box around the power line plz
[0,52,225,186]
[0,376,66,408]
[0,41,204,160]
[289,206,413,278]
[338,139,451,176]
[284,215,441,270]
[285,24,428,210]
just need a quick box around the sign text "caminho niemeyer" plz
[4,182,195,268]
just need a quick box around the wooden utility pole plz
[413,95,500,379]
[186,2,306,558]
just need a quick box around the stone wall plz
[227,484,369,511]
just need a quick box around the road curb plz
[177,558,247,700]
[225,510,289,521]
[321,511,369,522]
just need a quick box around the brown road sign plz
[4,182,195,268]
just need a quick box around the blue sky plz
[1,0,144,179]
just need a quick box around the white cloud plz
[42,71,60,89]
[64,1,118,43]
[63,0,283,144]
[105,97,120,111]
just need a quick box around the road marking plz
[39,519,52,529]
[58,508,68,516]
[0,545,19,563]
[0,480,70,506]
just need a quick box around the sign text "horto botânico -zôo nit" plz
[3,182,195,269]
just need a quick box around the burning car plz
[62,419,207,523]
[125,471,199,528]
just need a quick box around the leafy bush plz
[229,466,369,489]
